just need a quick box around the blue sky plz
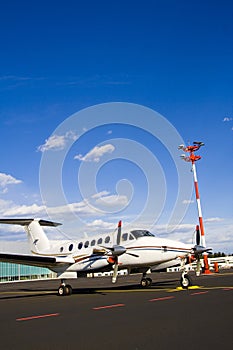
[0,0,232,253]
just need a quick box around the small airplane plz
[0,219,211,296]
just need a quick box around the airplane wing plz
[0,219,61,226]
[0,253,72,269]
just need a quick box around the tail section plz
[0,219,61,254]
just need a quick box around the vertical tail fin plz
[26,220,51,253]
[0,219,61,254]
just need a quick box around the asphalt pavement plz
[0,271,232,350]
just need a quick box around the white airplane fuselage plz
[0,219,198,293]
[41,234,192,277]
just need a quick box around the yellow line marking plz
[175,285,201,291]
[96,289,169,293]
[0,291,54,296]
[97,285,233,294]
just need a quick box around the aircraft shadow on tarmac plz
[0,278,180,300]
[68,279,179,295]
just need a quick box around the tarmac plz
[0,270,232,350]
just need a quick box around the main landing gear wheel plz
[140,277,152,288]
[57,284,72,296]
[180,274,192,289]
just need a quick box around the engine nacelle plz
[68,256,109,272]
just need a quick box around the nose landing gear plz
[180,272,192,289]
[180,258,192,289]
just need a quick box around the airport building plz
[0,262,56,282]
[0,241,56,282]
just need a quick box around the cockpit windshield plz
[130,230,155,239]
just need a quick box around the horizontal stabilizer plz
[0,219,62,227]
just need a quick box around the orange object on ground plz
[203,254,211,274]
[214,262,219,273]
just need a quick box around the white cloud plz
[74,144,115,162]
[182,199,194,204]
[1,203,46,217]
[223,117,232,122]
[95,194,128,207]
[0,190,126,223]
[86,219,116,230]
[37,131,78,152]
[0,173,22,193]
[91,191,110,199]
[204,217,224,223]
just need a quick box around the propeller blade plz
[196,256,201,276]
[126,252,139,258]
[116,220,122,245]
[196,225,200,246]
[112,259,118,283]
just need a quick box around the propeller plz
[192,225,212,275]
[193,225,212,254]
[101,220,139,283]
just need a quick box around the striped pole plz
[192,160,210,273]
[191,161,206,247]
[178,141,211,274]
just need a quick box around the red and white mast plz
[178,141,210,273]
[178,142,206,246]
[191,157,206,247]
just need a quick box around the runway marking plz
[190,291,209,296]
[223,288,233,291]
[175,285,201,291]
[149,296,175,302]
[198,286,233,291]
[95,288,172,293]
[16,313,60,321]
[96,286,206,294]
[93,303,125,310]
[0,291,54,296]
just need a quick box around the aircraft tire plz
[58,286,66,296]
[57,285,72,296]
[180,274,192,289]
[140,278,152,288]
[65,285,72,295]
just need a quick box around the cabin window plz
[91,239,96,246]
[84,241,89,248]
[129,234,134,240]
[78,242,83,250]
[97,238,103,245]
[69,244,73,251]
[105,236,110,244]
[122,233,128,241]
[60,247,64,252]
